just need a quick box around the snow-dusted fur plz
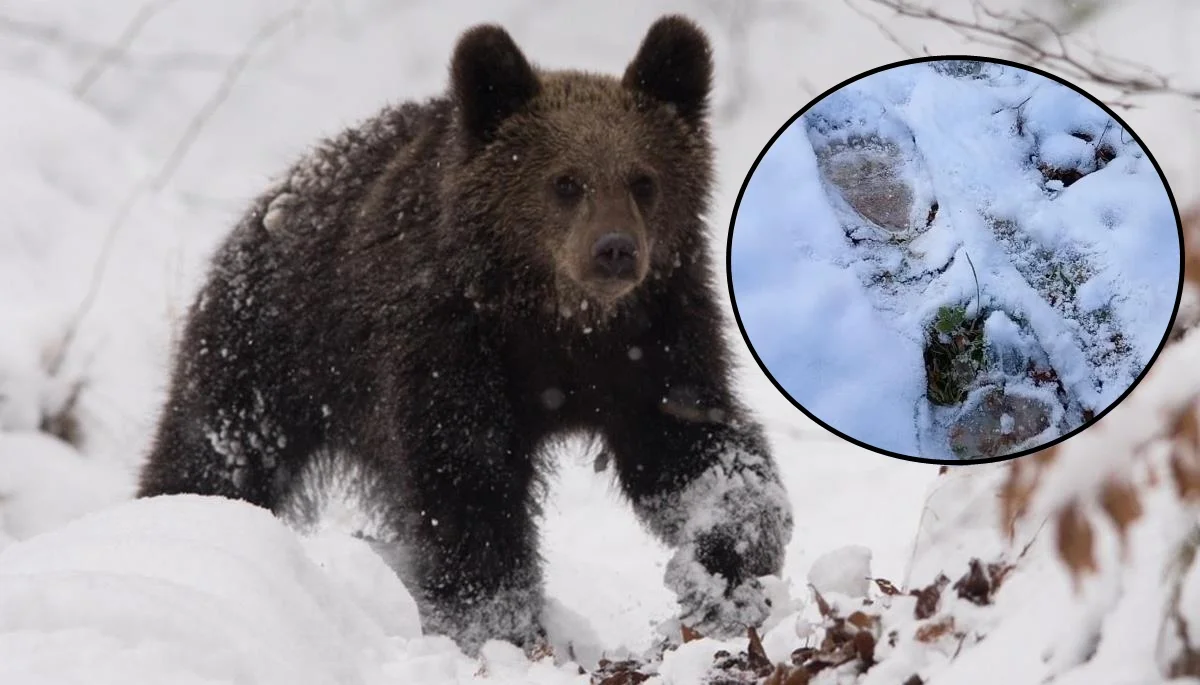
[137,16,792,653]
[638,441,792,635]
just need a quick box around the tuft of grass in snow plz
[924,304,987,407]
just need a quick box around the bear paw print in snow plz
[816,137,929,237]
[806,92,937,242]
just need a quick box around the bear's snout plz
[560,189,651,302]
[591,233,638,279]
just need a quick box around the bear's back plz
[253,98,454,253]
[167,99,459,460]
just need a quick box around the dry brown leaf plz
[847,611,877,631]
[811,585,833,618]
[790,647,815,667]
[1178,403,1200,449]
[914,616,957,643]
[853,631,876,666]
[593,660,649,685]
[819,628,842,654]
[764,664,787,685]
[596,671,649,685]
[1168,651,1200,679]
[986,561,1016,591]
[1171,451,1200,502]
[1183,209,1200,288]
[1099,478,1143,545]
[952,559,991,606]
[1000,446,1057,539]
[910,574,949,620]
[1172,406,1200,502]
[1056,502,1098,583]
[680,624,702,644]
[803,659,839,676]
[747,626,772,675]
[764,664,812,685]
[872,578,902,596]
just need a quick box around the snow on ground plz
[0,496,423,685]
[732,60,1181,460]
[0,1,1197,684]
[0,458,932,685]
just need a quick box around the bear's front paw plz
[664,544,772,639]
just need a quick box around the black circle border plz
[725,54,1186,467]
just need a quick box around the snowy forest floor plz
[1,2,1199,685]
[732,59,1180,461]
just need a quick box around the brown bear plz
[138,16,793,653]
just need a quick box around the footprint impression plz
[729,58,1182,463]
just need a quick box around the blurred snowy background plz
[0,1,1198,683]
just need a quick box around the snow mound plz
[808,545,873,598]
[0,495,418,685]
[0,432,130,547]
[0,494,621,685]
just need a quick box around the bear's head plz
[444,16,714,319]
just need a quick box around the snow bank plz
[0,72,220,491]
[0,495,416,684]
[0,494,672,684]
[0,432,130,548]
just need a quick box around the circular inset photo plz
[729,57,1183,464]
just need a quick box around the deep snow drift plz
[732,60,1181,460]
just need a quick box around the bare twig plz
[964,251,981,324]
[844,0,920,58]
[0,13,104,50]
[1014,516,1049,561]
[700,0,811,123]
[151,1,311,191]
[858,0,1200,106]
[47,2,312,375]
[0,12,227,71]
[46,177,153,376]
[74,0,181,97]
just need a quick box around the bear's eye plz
[630,174,656,204]
[553,175,584,202]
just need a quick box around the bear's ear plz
[451,24,540,144]
[622,16,713,126]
